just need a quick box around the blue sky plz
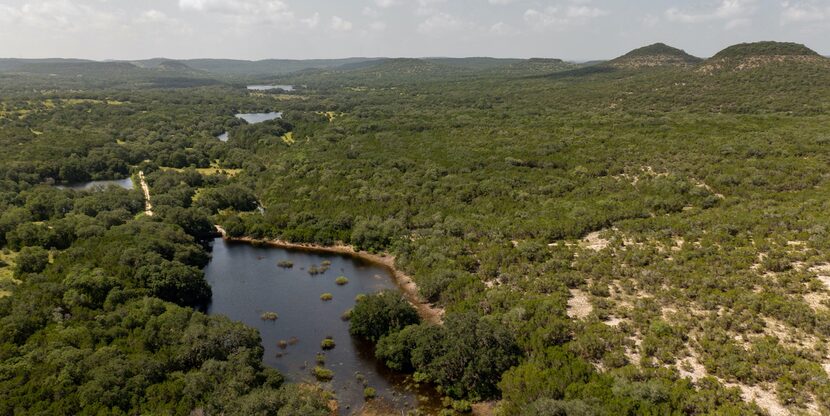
[0,0,827,60]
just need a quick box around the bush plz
[321,337,336,350]
[349,290,421,341]
[363,387,376,400]
[376,313,521,400]
[320,293,333,301]
[14,246,49,275]
[260,312,278,321]
[335,276,349,285]
[313,366,333,382]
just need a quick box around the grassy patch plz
[281,131,295,145]
[321,337,336,350]
[260,311,279,321]
[0,250,21,297]
[313,366,333,381]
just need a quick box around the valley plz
[1,40,830,415]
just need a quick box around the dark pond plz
[248,85,295,91]
[203,238,438,414]
[55,177,134,191]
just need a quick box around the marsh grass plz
[321,337,336,350]
[260,311,278,321]
[313,366,333,382]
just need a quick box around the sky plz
[0,0,828,61]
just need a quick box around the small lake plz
[56,177,134,191]
[216,112,282,142]
[248,85,294,91]
[204,238,437,414]
[236,111,282,124]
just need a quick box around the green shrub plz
[321,337,336,350]
[260,311,279,321]
[313,366,333,382]
[349,290,420,341]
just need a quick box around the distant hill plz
[175,58,383,76]
[700,41,828,73]
[494,58,579,76]
[609,43,702,69]
[425,57,523,71]
[0,58,92,72]
[547,43,699,79]
[0,59,222,88]
[13,61,146,77]
[713,41,820,58]
[131,58,201,73]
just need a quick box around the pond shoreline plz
[213,226,444,325]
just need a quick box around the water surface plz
[56,177,134,191]
[236,112,282,124]
[204,238,435,414]
[248,85,295,91]
[216,132,229,142]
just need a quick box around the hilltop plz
[700,41,828,73]
[609,43,702,69]
[498,58,579,75]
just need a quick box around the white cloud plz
[362,7,381,18]
[524,4,608,31]
[666,0,757,28]
[300,12,320,29]
[136,10,174,25]
[489,0,519,4]
[642,14,660,27]
[178,0,295,24]
[0,0,118,32]
[417,12,475,35]
[374,0,400,8]
[490,21,519,36]
[134,10,193,35]
[330,15,353,31]
[370,21,387,31]
[780,1,829,23]
[725,17,751,29]
[415,0,448,16]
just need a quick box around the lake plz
[203,238,437,414]
[236,111,282,124]
[217,112,283,141]
[248,85,295,91]
[56,177,134,191]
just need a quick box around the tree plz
[14,246,49,275]
[136,261,212,307]
[349,290,420,341]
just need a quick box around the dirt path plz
[214,225,444,325]
[138,171,153,216]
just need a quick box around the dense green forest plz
[2,41,830,415]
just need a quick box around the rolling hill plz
[699,41,829,74]
[608,43,702,69]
